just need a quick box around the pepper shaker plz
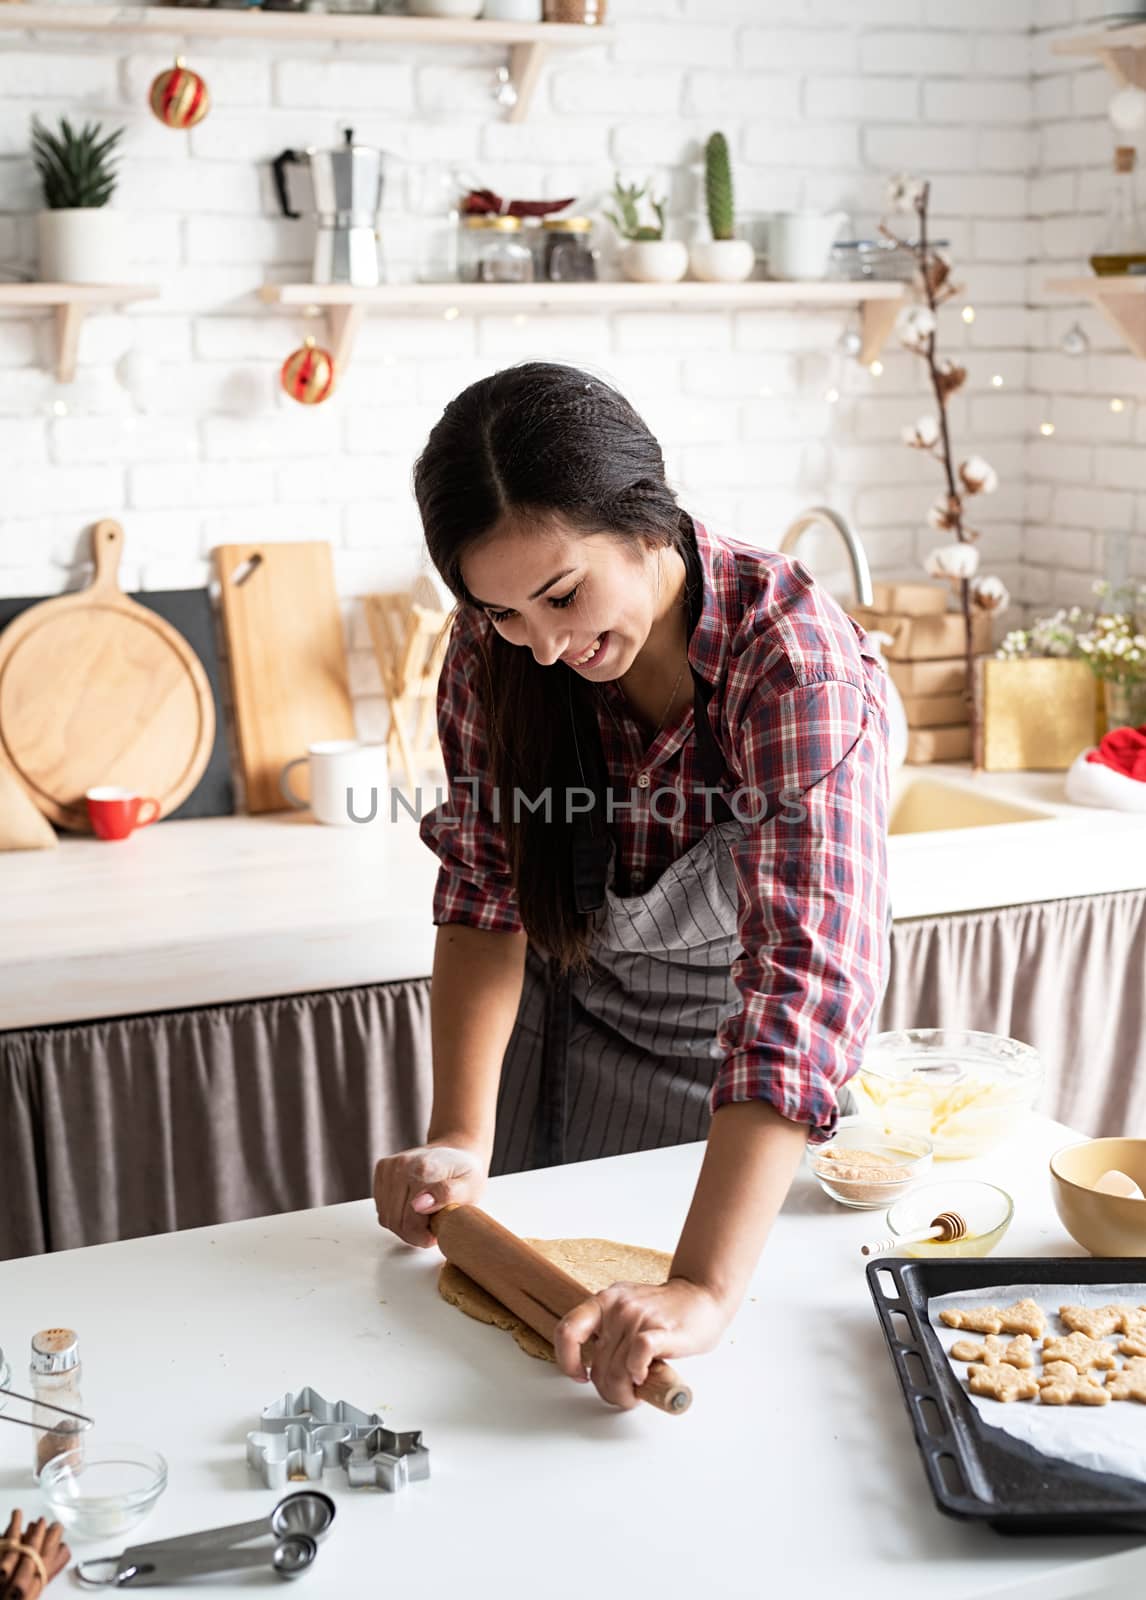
[30,1328,84,1480]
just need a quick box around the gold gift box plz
[974,658,1098,771]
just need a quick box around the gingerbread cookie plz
[1041,1331,1118,1373]
[1037,1361,1110,1407]
[1107,1357,1146,1403]
[1116,1305,1146,1338]
[966,1362,1038,1403]
[950,1333,1035,1369]
[1119,1332,1146,1359]
[941,1298,1046,1339]
[1059,1304,1122,1340]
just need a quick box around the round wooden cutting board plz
[0,519,215,831]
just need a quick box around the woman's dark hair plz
[414,361,690,972]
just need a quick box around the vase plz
[620,240,688,283]
[687,238,755,283]
[38,208,128,284]
[1103,677,1146,730]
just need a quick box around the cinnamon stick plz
[0,1509,23,1585]
[6,1516,45,1600]
[9,1519,63,1600]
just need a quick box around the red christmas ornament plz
[281,336,336,406]
[149,56,210,130]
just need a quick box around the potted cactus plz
[604,176,687,284]
[689,132,755,283]
[32,115,128,285]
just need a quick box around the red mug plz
[85,787,161,841]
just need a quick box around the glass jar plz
[542,216,596,282]
[1104,677,1146,731]
[30,1327,85,1481]
[544,0,607,21]
[1091,146,1146,276]
[474,216,534,284]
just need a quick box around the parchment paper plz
[928,1281,1146,1484]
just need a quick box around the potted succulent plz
[32,115,127,284]
[689,132,754,283]
[604,177,686,284]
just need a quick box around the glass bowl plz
[853,1029,1043,1159]
[38,1440,167,1542]
[885,1179,1014,1258]
[806,1116,933,1209]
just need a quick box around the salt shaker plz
[30,1327,84,1480]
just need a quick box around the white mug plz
[279,740,388,827]
[767,210,849,281]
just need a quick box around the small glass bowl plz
[806,1117,933,1209]
[885,1179,1014,1258]
[38,1440,167,1542]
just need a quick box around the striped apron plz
[490,668,747,1176]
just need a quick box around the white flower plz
[901,415,941,450]
[925,542,980,581]
[887,172,925,213]
[959,455,999,495]
[896,305,937,352]
[927,498,961,533]
[971,574,1010,613]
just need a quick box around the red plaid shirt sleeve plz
[713,631,891,1142]
[419,612,523,934]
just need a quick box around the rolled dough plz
[438,1237,673,1362]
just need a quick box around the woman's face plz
[460,521,664,680]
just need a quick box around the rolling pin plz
[429,1204,693,1415]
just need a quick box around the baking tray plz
[867,1256,1146,1536]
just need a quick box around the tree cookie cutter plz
[248,1389,430,1493]
[340,1426,430,1491]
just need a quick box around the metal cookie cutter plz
[76,1490,335,1588]
[247,1422,350,1490]
[340,1425,430,1492]
[260,1388,382,1434]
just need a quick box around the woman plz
[374,362,890,1410]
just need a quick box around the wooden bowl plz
[1050,1138,1146,1256]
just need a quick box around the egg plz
[1092,1168,1146,1201]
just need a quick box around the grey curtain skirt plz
[2,889,1142,1259]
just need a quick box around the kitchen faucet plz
[778,505,873,608]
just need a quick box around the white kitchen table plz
[1,1114,1145,1600]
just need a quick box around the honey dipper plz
[859,1211,968,1259]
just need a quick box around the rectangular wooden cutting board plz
[213,541,355,814]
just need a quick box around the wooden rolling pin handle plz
[430,1204,692,1416]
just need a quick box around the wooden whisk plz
[860,1210,968,1259]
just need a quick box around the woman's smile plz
[563,631,610,669]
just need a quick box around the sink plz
[888,776,1055,836]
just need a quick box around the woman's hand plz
[552,1277,733,1410]
[373,1141,489,1249]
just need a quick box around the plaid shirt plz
[420,520,891,1141]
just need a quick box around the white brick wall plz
[0,0,1100,733]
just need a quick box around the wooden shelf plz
[259,279,906,372]
[1046,274,1146,359]
[0,282,160,381]
[1052,23,1146,89]
[0,5,610,121]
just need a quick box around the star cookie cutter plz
[340,1426,430,1492]
[246,1422,350,1490]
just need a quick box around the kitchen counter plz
[2,764,1144,1030]
[1,1113,1144,1598]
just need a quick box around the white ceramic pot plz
[408,0,483,17]
[688,238,755,283]
[767,209,849,281]
[620,239,688,284]
[38,208,128,284]
[482,0,542,17]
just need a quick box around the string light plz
[825,386,841,404]
[513,313,529,326]
[50,399,68,417]
[757,385,773,398]
[868,360,884,377]
[443,306,460,321]
[1040,420,1056,436]
[991,374,1004,388]
[1111,397,1126,413]
[961,305,976,325]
